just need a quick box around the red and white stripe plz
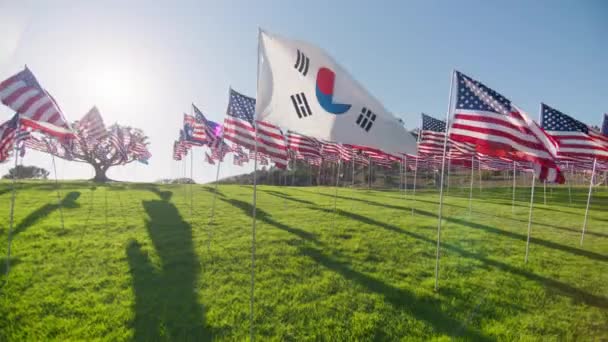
[255,120,288,169]
[184,114,207,143]
[546,129,608,161]
[77,107,106,142]
[286,131,321,159]
[418,130,445,155]
[449,74,563,183]
[0,117,18,162]
[0,67,72,138]
[223,117,288,168]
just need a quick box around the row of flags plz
[176,83,607,178]
[0,67,152,165]
[1,31,604,183]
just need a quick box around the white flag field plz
[255,30,417,156]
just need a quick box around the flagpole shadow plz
[220,197,490,340]
[127,189,211,341]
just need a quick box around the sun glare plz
[88,64,135,104]
[76,57,151,118]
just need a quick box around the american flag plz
[248,150,272,167]
[232,145,249,162]
[256,120,288,168]
[0,67,72,138]
[286,131,321,159]
[205,152,216,165]
[0,115,19,162]
[24,134,49,153]
[223,89,256,149]
[540,104,608,160]
[15,127,30,157]
[132,140,151,161]
[449,71,564,183]
[418,113,446,155]
[449,139,477,157]
[211,143,230,162]
[222,89,288,169]
[321,142,353,161]
[183,113,207,145]
[192,104,219,146]
[109,125,130,163]
[308,158,322,166]
[233,154,245,166]
[365,149,395,167]
[76,107,106,143]
[173,140,187,161]
[602,113,608,136]
[320,142,340,159]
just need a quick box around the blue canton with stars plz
[602,114,608,136]
[227,89,256,125]
[19,67,44,91]
[192,103,211,126]
[455,71,511,115]
[540,103,588,134]
[421,113,446,132]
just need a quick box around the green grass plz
[0,181,607,340]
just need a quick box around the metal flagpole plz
[403,155,408,198]
[190,151,194,219]
[249,27,263,342]
[512,160,516,214]
[412,155,419,216]
[400,156,404,194]
[291,156,296,186]
[309,162,312,186]
[249,126,259,341]
[318,160,322,187]
[5,115,21,277]
[282,171,287,209]
[207,152,223,252]
[566,161,572,206]
[351,159,355,187]
[104,185,108,230]
[525,175,536,263]
[580,158,597,246]
[183,157,188,206]
[368,157,372,189]
[434,70,455,291]
[331,159,341,230]
[51,154,65,232]
[478,158,482,193]
[468,155,474,215]
[446,158,451,194]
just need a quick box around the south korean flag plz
[255,29,417,156]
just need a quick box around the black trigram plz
[356,107,376,132]
[290,93,312,118]
[294,49,310,76]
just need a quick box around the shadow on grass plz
[407,196,608,239]
[303,189,608,262]
[127,190,211,341]
[259,189,318,206]
[0,257,20,276]
[200,186,225,197]
[324,207,608,310]
[12,191,81,236]
[220,197,490,340]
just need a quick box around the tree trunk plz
[92,163,110,182]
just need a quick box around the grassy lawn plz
[0,181,607,340]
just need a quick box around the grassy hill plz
[0,181,607,340]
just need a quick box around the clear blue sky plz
[1,0,606,182]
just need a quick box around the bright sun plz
[87,63,136,106]
[77,57,150,116]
